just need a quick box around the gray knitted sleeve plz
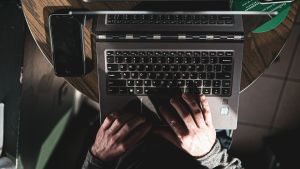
[197,140,243,169]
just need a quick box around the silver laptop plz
[93,2,244,129]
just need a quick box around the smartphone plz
[259,0,294,4]
[49,13,87,76]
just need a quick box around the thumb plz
[153,128,180,147]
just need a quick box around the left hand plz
[154,94,216,158]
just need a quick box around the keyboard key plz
[179,65,187,71]
[165,72,173,79]
[131,72,139,78]
[135,87,143,94]
[108,72,122,79]
[222,65,232,72]
[162,65,170,71]
[201,57,209,64]
[213,80,221,87]
[182,73,189,79]
[148,72,156,79]
[190,73,198,79]
[212,88,221,95]
[119,87,127,94]
[209,52,216,56]
[154,65,162,71]
[177,80,185,86]
[187,65,195,71]
[119,64,127,71]
[139,72,148,79]
[222,88,231,96]
[167,57,175,63]
[107,87,119,94]
[217,52,225,56]
[194,80,202,87]
[210,57,218,64]
[152,80,160,86]
[186,80,194,87]
[145,65,153,71]
[144,80,151,86]
[207,73,215,79]
[225,51,234,56]
[206,65,213,71]
[115,56,124,63]
[135,80,143,86]
[219,57,233,64]
[108,80,126,86]
[199,73,206,79]
[136,65,145,71]
[216,73,231,79]
[107,56,115,63]
[222,80,231,87]
[170,65,179,71]
[127,87,135,94]
[196,65,204,71]
[141,57,149,63]
[107,64,118,71]
[128,65,136,71]
[127,80,134,86]
[192,57,201,64]
[203,88,211,94]
[213,65,221,72]
[203,80,211,87]
[124,56,132,63]
[122,72,130,79]
[156,72,164,79]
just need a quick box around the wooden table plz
[21,0,300,101]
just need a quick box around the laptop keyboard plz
[106,14,234,25]
[106,50,233,96]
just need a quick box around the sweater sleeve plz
[197,140,243,169]
[82,150,109,169]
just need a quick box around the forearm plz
[197,139,243,169]
[82,151,112,169]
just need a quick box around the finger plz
[101,113,117,130]
[109,111,137,134]
[159,106,187,138]
[200,95,213,126]
[182,93,206,127]
[170,98,197,129]
[119,122,152,152]
[153,128,181,147]
[115,116,146,141]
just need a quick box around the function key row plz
[106,51,234,57]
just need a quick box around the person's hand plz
[154,94,216,158]
[91,111,152,161]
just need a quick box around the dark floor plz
[229,12,300,169]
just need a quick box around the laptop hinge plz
[95,33,244,42]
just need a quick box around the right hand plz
[91,111,152,161]
[154,94,216,158]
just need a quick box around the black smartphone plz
[49,13,86,76]
[259,0,294,4]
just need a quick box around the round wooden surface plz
[21,0,300,101]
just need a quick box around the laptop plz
[93,0,244,129]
